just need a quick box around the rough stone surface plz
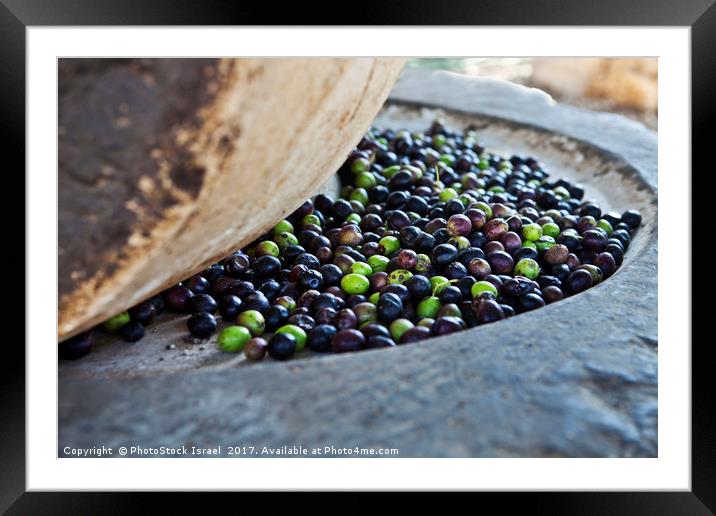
[59,70,657,457]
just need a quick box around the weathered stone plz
[59,70,657,457]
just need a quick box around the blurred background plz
[407,58,658,131]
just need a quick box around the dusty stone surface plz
[59,70,657,457]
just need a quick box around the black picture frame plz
[3,0,709,512]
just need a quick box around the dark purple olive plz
[387,210,411,230]
[380,283,411,304]
[396,249,417,269]
[297,289,320,309]
[332,329,365,353]
[267,332,297,361]
[487,251,514,275]
[518,293,545,312]
[431,243,458,265]
[264,305,289,331]
[464,208,487,230]
[405,274,432,301]
[243,292,270,313]
[163,285,195,313]
[467,258,491,279]
[543,286,564,303]
[506,216,523,233]
[473,299,505,324]
[360,323,391,340]
[483,274,503,291]
[446,214,472,237]
[398,326,432,344]
[244,338,268,361]
[370,271,389,292]
[483,218,509,241]
[187,293,218,314]
[366,336,397,348]
[605,243,624,266]
[438,286,463,305]
[483,241,505,256]
[621,210,642,229]
[252,255,281,277]
[224,254,251,277]
[502,277,534,297]
[432,316,466,335]
[225,280,255,299]
[59,332,92,360]
[565,253,581,270]
[311,292,340,311]
[184,275,210,294]
[218,295,242,321]
[581,229,608,251]
[307,324,336,352]
[333,308,358,330]
[377,292,403,323]
[187,312,216,339]
[593,252,617,277]
[119,320,145,342]
[129,301,156,326]
[288,313,315,333]
[564,269,594,294]
[148,295,165,315]
[500,231,522,253]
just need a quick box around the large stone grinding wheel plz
[58,58,406,340]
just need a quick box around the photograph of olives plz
[59,58,657,458]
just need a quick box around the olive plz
[377,292,404,323]
[307,324,337,352]
[187,294,218,315]
[473,299,505,324]
[244,338,268,361]
[252,255,281,277]
[502,277,534,297]
[398,326,432,344]
[59,331,93,359]
[621,210,642,229]
[518,293,545,312]
[267,332,297,361]
[565,269,594,294]
[361,322,391,340]
[185,275,211,294]
[432,243,458,265]
[242,292,271,314]
[224,254,250,277]
[187,313,217,339]
[582,229,608,251]
[438,286,463,305]
[129,301,156,326]
[288,313,315,334]
[487,251,514,275]
[333,308,358,330]
[264,305,289,331]
[432,316,466,335]
[366,336,397,348]
[405,274,432,301]
[543,286,564,303]
[332,329,365,353]
[163,285,194,313]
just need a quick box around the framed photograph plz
[4,0,708,511]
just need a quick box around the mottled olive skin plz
[244,337,268,361]
[483,218,509,241]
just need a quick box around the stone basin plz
[58,70,658,458]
